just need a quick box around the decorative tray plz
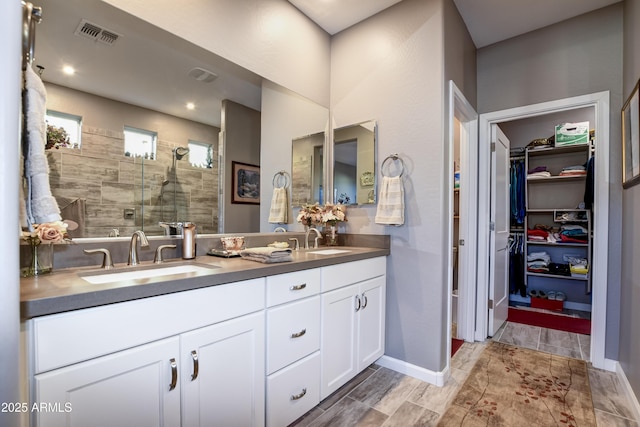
[206,249,242,258]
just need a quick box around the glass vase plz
[21,242,54,277]
[325,224,338,246]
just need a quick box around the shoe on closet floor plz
[547,291,556,300]
[554,291,566,301]
[529,290,547,299]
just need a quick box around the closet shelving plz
[517,142,593,312]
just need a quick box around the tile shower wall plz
[46,125,219,238]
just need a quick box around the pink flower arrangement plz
[21,221,70,245]
[297,203,347,227]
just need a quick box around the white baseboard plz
[614,360,640,424]
[376,355,448,387]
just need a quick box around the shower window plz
[45,110,82,148]
[188,140,213,169]
[124,126,157,159]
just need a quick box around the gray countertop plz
[20,246,389,319]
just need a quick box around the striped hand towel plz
[268,187,289,223]
[375,176,404,225]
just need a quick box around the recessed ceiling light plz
[186,102,195,110]
[62,65,75,75]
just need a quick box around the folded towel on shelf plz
[24,65,61,225]
[240,246,293,263]
[527,171,552,179]
[375,176,404,225]
[268,186,289,224]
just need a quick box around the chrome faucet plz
[128,230,149,265]
[304,228,322,249]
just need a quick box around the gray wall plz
[477,3,624,361]
[331,0,476,372]
[223,99,261,233]
[620,0,640,405]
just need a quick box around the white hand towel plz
[24,65,61,225]
[375,176,404,226]
[268,187,289,224]
[240,246,293,263]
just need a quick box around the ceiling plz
[288,0,622,47]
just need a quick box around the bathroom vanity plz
[20,247,388,427]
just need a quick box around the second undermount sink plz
[81,264,219,285]
[308,249,352,255]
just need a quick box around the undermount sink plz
[308,249,352,255]
[81,264,219,285]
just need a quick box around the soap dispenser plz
[182,222,197,259]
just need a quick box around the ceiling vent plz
[74,19,121,46]
[187,67,218,83]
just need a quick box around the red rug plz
[508,307,591,335]
[451,338,464,357]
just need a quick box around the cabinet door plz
[181,312,265,427]
[357,276,386,369]
[34,337,181,427]
[320,284,358,400]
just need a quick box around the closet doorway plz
[477,91,611,370]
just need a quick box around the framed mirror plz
[333,120,377,205]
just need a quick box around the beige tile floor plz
[292,322,639,427]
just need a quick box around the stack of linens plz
[240,247,293,264]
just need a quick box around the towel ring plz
[272,170,290,189]
[381,154,405,178]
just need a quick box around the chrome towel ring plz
[272,170,290,189]
[381,154,405,178]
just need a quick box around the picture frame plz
[622,79,640,189]
[231,161,260,204]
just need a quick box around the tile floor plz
[292,322,639,427]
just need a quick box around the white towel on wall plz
[268,187,289,224]
[375,176,404,226]
[24,65,61,225]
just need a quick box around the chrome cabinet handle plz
[190,350,199,381]
[291,388,307,401]
[361,293,368,309]
[355,295,361,312]
[169,358,178,391]
[290,283,307,291]
[290,328,306,339]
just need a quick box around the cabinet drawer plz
[266,352,320,427]
[321,256,386,292]
[267,296,320,374]
[31,278,265,374]
[266,268,321,307]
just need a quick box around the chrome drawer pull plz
[290,328,307,339]
[291,388,307,401]
[190,350,199,381]
[169,358,178,391]
[290,283,307,291]
[361,293,368,309]
[355,295,361,312]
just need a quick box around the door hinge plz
[491,142,496,152]
[489,222,495,231]
[488,299,494,309]
[459,239,465,246]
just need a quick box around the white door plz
[181,312,265,427]
[488,124,510,336]
[35,337,181,427]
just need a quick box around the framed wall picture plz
[232,161,260,204]
[622,79,640,189]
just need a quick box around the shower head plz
[173,146,190,160]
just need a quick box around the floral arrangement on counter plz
[21,221,70,246]
[296,203,347,227]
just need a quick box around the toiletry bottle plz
[182,222,197,259]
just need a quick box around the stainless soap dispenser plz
[182,222,197,259]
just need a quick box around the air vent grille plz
[187,67,218,83]
[74,19,121,46]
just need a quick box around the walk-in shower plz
[160,146,190,224]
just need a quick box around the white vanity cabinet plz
[28,278,266,427]
[320,257,386,399]
[265,269,321,427]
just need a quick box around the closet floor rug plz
[438,341,596,426]
[508,306,591,335]
[452,338,464,357]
